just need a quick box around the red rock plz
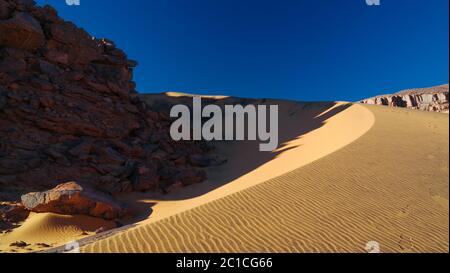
[0,1,213,210]
[38,59,62,75]
[68,140,93,160]
[36,243,51,248]
[174,156,187,165]
[31,4,60,23]
[166,181,183,193]
[10,241,29,248]
[0,202,29,231]
[0,56,27,72]
[45,49,70,65]
[361,84,449,113]
[189,154,211,167]
[131,163,160,192]
[21,182,127,220]
[0,0,12,20]
[0,202,29,223]
[31,78,54,91]
[0,12,45,50]
[178,169,207,186]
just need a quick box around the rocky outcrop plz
[0,11,45,50]
[21,182,125,220]
[0,202,29,231]
[0,0,212,219]
[360,84,449,113]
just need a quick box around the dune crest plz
[137,101,375,224]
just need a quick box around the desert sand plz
[81,99,448,253]
[0,213,116,253]
[1,95,448,253]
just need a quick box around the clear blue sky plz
[35,0,448,102]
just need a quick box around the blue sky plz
[35,0,448,102]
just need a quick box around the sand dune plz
[79,103,448,253]
[0,213,115,252]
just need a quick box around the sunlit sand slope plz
[81,105,447,252]
[0,213,115,252]
[130,100,375,224]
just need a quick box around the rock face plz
[0,202,29,230]
[0,11,45,50]
[21,182,125,220]
[0,0,211,211]
[360,84,449,113]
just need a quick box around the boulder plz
[21,182,127,220]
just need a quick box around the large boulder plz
[0,11,45,50]
[21,182,127,220]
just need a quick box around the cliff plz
[0,0,212,213]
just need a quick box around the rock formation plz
[21,182,125,220]
[0,201,28,231]
[0,0,214,223]
[360,84,449,113]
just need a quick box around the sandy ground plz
[0,213,116,253]
[1,95,448,253]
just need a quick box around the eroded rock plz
[21,182,126,220]
[0,11,45,50]
[361,84,449,113]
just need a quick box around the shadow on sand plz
[41,95,353,252]
[117,94,352,223]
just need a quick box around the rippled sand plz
[80,103,448,253]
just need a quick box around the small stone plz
[10,241,29,248]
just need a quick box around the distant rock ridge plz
[360,84,449,113]
[0,0,215,223]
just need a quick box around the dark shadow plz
[117,200,156,225]
[135,94,352,202]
